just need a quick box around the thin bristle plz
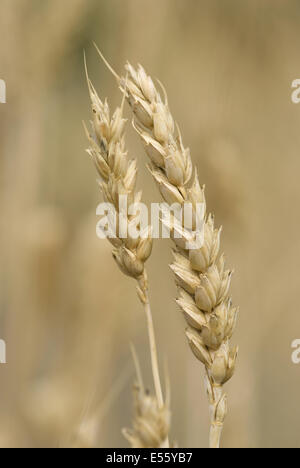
[93,43,120,82]
[83,51,95,101]
[130,343,144,393]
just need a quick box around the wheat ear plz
[123,345,170,448]
[83,60,168,443]
[111,61,238,449]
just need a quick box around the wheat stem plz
[137,274,170,448]
[138,276,164,410]
[209,423,223,449]
[206,367,223,448]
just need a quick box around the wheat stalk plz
[97,51,238,448]
[83,58,169,446]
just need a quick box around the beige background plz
[0,0,300,448]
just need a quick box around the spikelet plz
[116,60,238,448]
[84,55,169,447]
[84,62,152,281]
[123,348,171,448]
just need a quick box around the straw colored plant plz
[97,52,238,448]
[83,60,169,447]
[123,347,170,448]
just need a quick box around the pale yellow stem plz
[138,274,170,448]
[209,422,223,449]
[143,288,164,409]
[206,368,224,449]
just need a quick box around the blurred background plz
[0,0,300,448]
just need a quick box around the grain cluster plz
[116,61,238,448]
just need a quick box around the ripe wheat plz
[123,346,170,448]
[84,58,169,447]
[98,56,238,449]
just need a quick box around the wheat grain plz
[108,59,239,449]
[84,58,169,446]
